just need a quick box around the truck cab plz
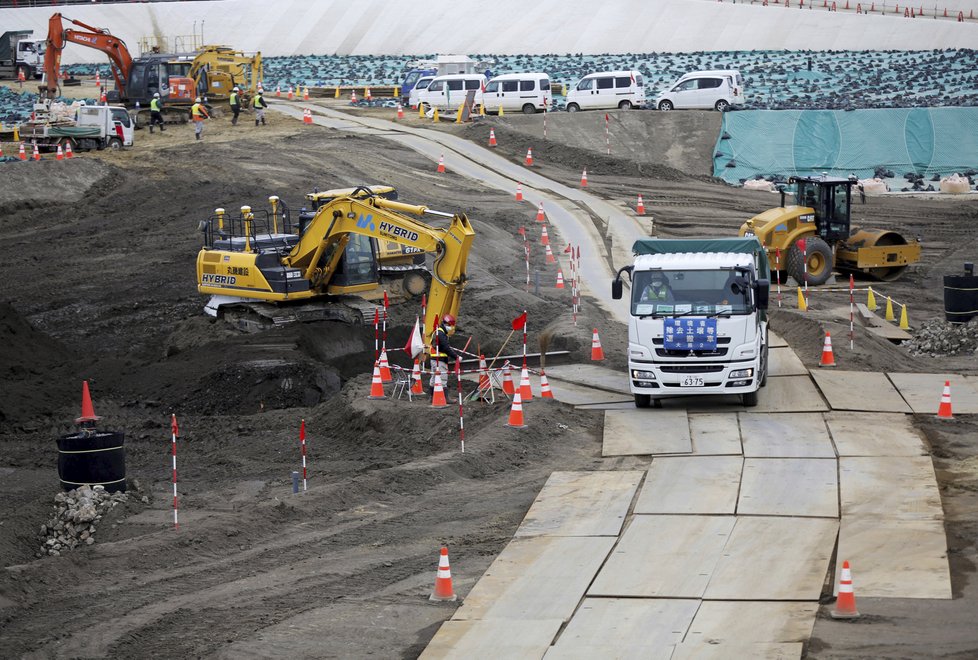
[75,104,135,149]
[613,238,770,408]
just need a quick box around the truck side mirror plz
[611,278,623,300]
[754,279,770,310]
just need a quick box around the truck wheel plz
[634,394,651,408]
[786,236,833,286]
[566,103,580,113]
[742,390,759,407]
[107,138,123,151]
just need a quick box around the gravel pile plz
[905,318,978,356]
[37,485,126,557]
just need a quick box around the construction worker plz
[190,97,209,140]
[149,92,165,133]
[429,314,458,391]
[253,90,268,126]
[229,86,241,126]
[17,67,25,89]
[640,274,674,303]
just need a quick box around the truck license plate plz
[680,376,705,387]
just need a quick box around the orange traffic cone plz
[591,329,605,361]
[437,154,446,173]
[556,270,565,288]
[365,87,372,101]
[636,194,645,215]
[516,182,523,201]
[581,169,588,187]
[303,108,312,124]
[396,103,404,119]
[275,85,281,97]
[351,90,357,103]
[519,365,533,401]
[488,128,497,147]
[502,365,516,395]
[431,367,448,408]
[378,349,393,382]
[540,370,554,399]
[536,202,546,223]
[65,142,74,158]
[368,362,386,399]
[819,331,836,367]
[288,85,294,100]
[303,85,310,101]
[507,390,527,428]
[411,359,424,395]
[525,148,533,166]
[32,141,40,161]
[430,546,457,601]
[937,380,954,419]
[56,145,64,160]
[540,225,550,246]
[75,380,101,425]
[830,560,860,619]
[18,142,26,161]
[478,354,490,391]
[545,244,556,263]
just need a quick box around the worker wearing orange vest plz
[191,97,209,141]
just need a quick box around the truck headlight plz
[631,370,656,380]
[729,368,753,379]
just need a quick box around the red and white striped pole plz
[456,360,465,453]
[382,291,389,354]
[170,414,179,530]
[802,239,809,298]
[849,274,855,350]
[522,309,528,371]
[605,112,611,156]
[373,308,380,362]
[775,247,782,307]
[300,419,308,491]
[543,107,548,140]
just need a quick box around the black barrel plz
[944,275,978,324]
[56,431,126,493]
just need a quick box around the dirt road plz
[1,103,976,658]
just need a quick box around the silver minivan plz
[655,70,745,112]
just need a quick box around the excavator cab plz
[792,176,852,243]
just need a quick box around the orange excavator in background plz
[42,12,196,125]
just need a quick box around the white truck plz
[611,237,771,408]
[20,103,134,152]
[0,30,45,80]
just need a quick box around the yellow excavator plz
[740,175,920,285]
[189,45,262,105]
[196,185,474,335]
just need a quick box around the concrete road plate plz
[738,458,838,518]
[672,643,803,659]
[544,364,631,395]
[835,517,951,599]
[886,373,978,414]
[516,471,643,537]
[769,347,808,377]
[704,517,838,600]
[603,409,691,456]
[544,598,699,659]
[769,331,789,348]
[636,456,743,514]
[684,601,818,645]
[548,380,631,406]
[588,515,735,598]
[751,376,829,413]
[810,370,912,413]
[421,619,563,660]
[825,412,925,456]
[451,536,615,622]
[689,413,743,455]
[739,413,836,458]
[839,457,943,521]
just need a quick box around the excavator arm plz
[43,12,132,98]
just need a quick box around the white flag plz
[404,316,425,358]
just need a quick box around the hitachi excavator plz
[196,186,475,335]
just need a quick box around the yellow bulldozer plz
[739,175,921,285]
[196,185,474,333]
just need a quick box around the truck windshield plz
[631,269,751,317]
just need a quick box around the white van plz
[565,70,645,112]
[417,74,487,110]
[655,70,745,112]
[483,73,551,114]
[407,75,435,108]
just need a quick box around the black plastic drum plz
[56,431,126,493]
[944,275,978,324]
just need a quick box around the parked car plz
[655,70,745,111]
[483,73,551,114]
[565,70,645,112]
[417,73,487,111]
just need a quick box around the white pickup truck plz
[612,237,771,408]
[20,103,134,152]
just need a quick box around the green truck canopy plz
[632,237,769,279]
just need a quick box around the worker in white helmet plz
[229,86,241,126]
[149,92,165,133]
[190,97,210,141]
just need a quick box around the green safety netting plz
[714,108,978,185]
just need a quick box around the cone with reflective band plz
[545,244,556,264]
[525,148,533,166]
[516,183,523,201]
[867,287,877,311]
[519,366,533,401]
[350,90,357,103]
[885,296,895,321]
[540,225,550,246]
[591,329,605,361]
[431,368,448,408]
[429,547,457,601]
[396,103,404,119]
[507,390,527,428]
[32,142,40,161]
[830,560,860,619]
[368,361,386,399]
[303,108,312,124]
[275,85,281,97]
[540,370,554,399]
[797,286,807,311]
[580,168,588,187]
[75,380,101,424]
[937,380,954,419]
[437,154,446,173]
[636,193,645,215]
[65,142,73,158]
[288,85,294,100]
[536,202,545,222]
[488,128,497,147]
[819,331,836,367]
[303,85,310,101]
[56,145,64,160]
[502,365,515,395]
[18,142,26,160]
[478,354,490,391]
[411,359,424,394]
[378,349,393,382]
[899,304,910,330]
[556,270,565,289]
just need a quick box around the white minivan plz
[655,70,745,112]
[565,70,645,112]
[483,73,551,114]
[417,74,487,110]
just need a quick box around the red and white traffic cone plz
[32,141,41,161]
[431,367,448,408]
[525,147,533,166]
[507,390,527,428]
[540,226,550,246]
[830,560,860,619]
[488,128,497,147]
[545,244,556,263]
[18,142,26,161]
[515,182,523,201]
[288,85,294,100]
[540,370,554,399]
[536,202,546,223]
[350,90,357,103]
[275,85,281,97]
[378,349,393,382]
[581,169,588,186]
[502,365,515,395]
[478,355,490,391]
[937,380,954,419]
[556,270,565,288]
[303,108,312,124]
[636,194,646,215]
[519,365,533,402]
[365,87,372,101]
[65,142,74,158]
[591,329,605,361]
[367,362,386,399]
[819,331,836,367]
[303,85,310,101]
[396,103,404,119]
[437,154,446,173]
[411,359,424,395]
[429,547,457,601]
[56,145,64,160]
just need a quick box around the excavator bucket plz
[835,229,921,281]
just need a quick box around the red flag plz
[796,239,807,253]
[383,290,389,309]
[605,113,609,122]
[575,246,581,260]
[300,419,305,441]
[564,243,572,253]
[518,226,525,236]
[404,316,425,357]
[170,414,179,436]
[512,312,527,330]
